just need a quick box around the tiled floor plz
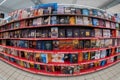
[0,60,120,80]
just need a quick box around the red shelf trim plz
[0,57,119,76]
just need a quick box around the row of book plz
[0,46,120,63]
[1,39,119,50]
[0,53,120,74]
[0,16,119,31]
[0,28,119,38]
[1,3,120,26]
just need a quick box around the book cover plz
[37,17,43,25]
[69,16,75,24]
[57,5,64,14]
[76,16,83,25]
[51,27,58,38]
[91,40,96,48]
[106,49,111,57]
[83,52,89,61]
[75,8,81,14]
[73,28,80,37]
[51,54,64,63]
[82,8,89,15]
[41,53,48,63]
[84,40,90,49]
[64,16,70,24]
[100,39,105,48]
[36,29,42,38]
[29,29,36,38]
[94,29,102,37]
[59,16,65,24]
[92,18,99,26]
[53,40,59,50]
[33,19,37,26]
[66,40,73,50]
[44,41,52,50]
[79,40,84,49]
[90,52,95,60]
[29,40,36,49]
[100,50,107,58]
[61,66,74,74]
[99,19,105,27]
[46,66,54,72]
[79,29,85,37]
[34,53,41,62]
[64,54,71,63]
[59,40,66,50]
[42,29,49,38]
[51,16,58,25]
[64,7,71,14]
[85,29,91,37]
[58,28,65,38]
[83,17,89,25]
[100,60,106,66]
[105,21,110,28]
[95,51,101,59]
[92,9,98,16]
[66,28,73,37]
[74,65,81,73]
[36,40,42,50]
[73,40,79,50]
[43,16,50,25]
[70,54,78,63]
[71,7,76,14]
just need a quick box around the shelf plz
[0,51,120,66]
[0,57,119,76]
[0,14,119,28]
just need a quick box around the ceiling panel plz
[41,0,74,4]
[76,0,113,8]
[106,4,120,13]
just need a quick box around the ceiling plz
[0,0,120,14]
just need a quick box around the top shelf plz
[0,14,119,27]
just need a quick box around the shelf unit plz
[0,3,120,76]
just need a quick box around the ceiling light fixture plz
[0,0,6,6]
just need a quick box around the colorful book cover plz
[75,8,81,14]
[36,29,42,38]
[83,52,89,61]
[82,8,89,15]
[66,28,73,37]
[91,40,96,48]
[53,40,59,50]
[74,65,81,73]
[76,16,83,24]
[29,29,36,38]
[100,50,107,58]
[64,7,71,14]
[73,28,80,37]
[85,29,91,37]
[73,40,79,50]
[51,27,58,38]
[57,5,64,14]
[79,40,84,49]
[79,29,85,37]
[51,16,58,25]
[42,29,49,38]
[58,28,65,38]
[92,18,99,26]
[64,54,71,63]
[69,16,75,24]
[83,17,89,25]
[95,51,101,59]
[51,54,64,63]
[45,41,52,50]
[41,53,48,63]
[71,7,76,14]
[36,40,42,50]
[90,52,95,60]
[84,40,90,49]
[100,60,106,66]
[70,54,78,63]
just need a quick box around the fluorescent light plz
[0,0,6,6]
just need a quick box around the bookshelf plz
[0,3,120,76]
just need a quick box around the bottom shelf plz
[0,57,120,76]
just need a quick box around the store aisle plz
[0,60,120,80]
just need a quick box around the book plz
[100,39,105,48]
[66,28,73,37]
[43,16,50,25]
[84,40,90,49]
[70,54,78,63]
[95,51,101,59]
[61,66,74,74]
[29,40,36,49]
[41,53,48,63]
[57,5,64,14]
[99,19,105,27]
[73,28,80,37]
[94,29,102,37]
[79,40,84,49]
[105,21,110,28]
[82,8,89,15]
[75,8,81,14]
[83,52,89,61]
[71,7,76,14]
[38,8,43,15]
[58,28,65,38]
[51,27,58,38]
[69,16,75,24]
[36,29,42,38]
[106,49,111,57]
[100,60,106,66]
[64,54,70,63]
[92,18,99,26]
[28,29,36,38]
[64,7,71,14]
[79,29,85,37]
[44,41,52,50]
[34,53,41,62]
[76,16,83,25]
[92,9,98,16]
[73,40,79,50]
[83,17,89,25]
[100,50,106,58]
[51,54,64,63]
[64,16,70,24]
[41,29,49,38]
[90,52,95,60]
[85,29,91,37]
[46,66,54,72]
[74,65,81,73]
[51,16,58,25]
[91,40,96,48]
[53,40,59,50]
[37,18,43,25]
[36,41,42,50]
[33,19,37,26]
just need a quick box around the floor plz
[0,61,120,80]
